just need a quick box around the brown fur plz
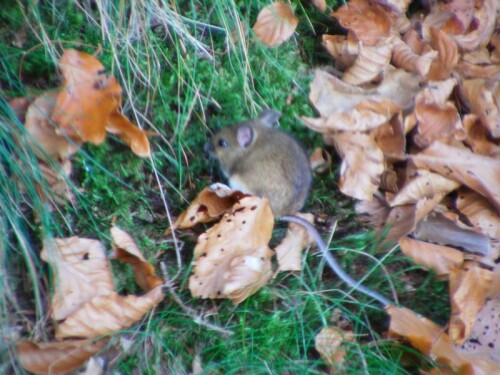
[208,111,312,218]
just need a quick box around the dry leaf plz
[389,171,459,209]
[399,236,464,277]
[275,213,315,272]
[56,286,164,339]
[356,196,417,242]
[172,184,248,230]
[322,34,358,70]
[51,49,150,157]
[391,36,437,77]
[342,38,394,85]
[372,115,406,160]
[309,147,332,173]
[252,2,298,47]
[106,109,150,157]
[449,262,493,344]
[189,196,274,304]
[387,306,500,373]
[315,327,354,372]
[460,297,500,363]
[425,27,459,81]
[461,78,500,138]
[462,114,500,156]
[456,188,500,239]
[41,237,114,321]
[328,132,384,201]
[16,339,106,375]
[450,0,497,51]
[410,142,500,211]
[110,226,163,292]
[24,91,81,161]
[413,99,464,148]
[331,0,391,46]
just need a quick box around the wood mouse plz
[206,109,392,307]
[205,109,312,218]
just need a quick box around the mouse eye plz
[217,138,229,148]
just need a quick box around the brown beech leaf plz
[461,78,500,138]
[24,91,81,161]
[342,38,395,85]
[399,236,464,277]
[16,339,106,375]
[110,226,163,292]
[106,109,150,157]
[41,237,114,321]
[449,262,493,344]
[172,183,248,230]
[309,147,332,173]
[439,0,475,32]
[410,142,500,211]
[425,27,459,81]
[315,327,355,372]
[52,49,120,144]
[56,286,164,339]
[387,306,500,373]
[372,114,406,160]
[460,297,500,363]
[189,196,274,304]
[307,68,418,117]
[462,114,500,156]
[331,0,391,46]
[391,36,437,77]
[51,49,150,157]
[451,0,497,51]
[356,195,417,242]
[413,99,464,148]
[328,132,384,201]
[388,170,458,206]
[455,61,500,79]
[322,34,358,70]
[275,213,315,272]
[456,188,500,239]
[252,2,298,47]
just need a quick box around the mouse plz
[205,109,392,307]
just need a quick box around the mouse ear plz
[237,125,254,148]
[258,109,281,128]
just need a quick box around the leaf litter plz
[8,0,500,372]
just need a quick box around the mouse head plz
[205,109,281,171]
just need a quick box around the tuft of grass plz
[0,1,450,373]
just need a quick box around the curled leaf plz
[172,184,248,230]
[410,142,500,211]
[16,339,106,375]
[110,226,163,292]
[449,262,493,344]
[315,327,354,371]
[275,213,315,272]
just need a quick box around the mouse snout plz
[204,142,214,154]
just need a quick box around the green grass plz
[0,1,450,373]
